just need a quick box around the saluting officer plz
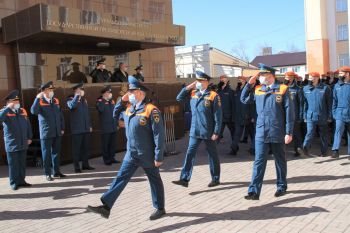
[67,82,95,173]
[30,81,66,181]
[232,76,256,156]
[283,71,304,157]
[134,65,145,82]
[331,66,350,159]
[96,85,120,165]
[302,72,332,157]
[241,64,294,200]
[90,58,111,83]
[172,71,222,188]
[87,76,166,220]
[0,90,33,190]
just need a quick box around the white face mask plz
[108,93,113,100]
[14,104,20,110]
[48,91,54,99]
[196,82,203,90]
[259,76,269,85]
[129,94,137,105]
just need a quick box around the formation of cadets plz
[0,61,349,220]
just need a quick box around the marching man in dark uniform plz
[134,65,145,82]
[284,71,304,157]
[241,64,294,200]
[90,58,111,83]
[87,76,166,220]
[67,82,95,173]
[232,76,256,156]
[0,90,33,190]
[331,66,350,159]
[217,75,235,154]
[96,85,120,165]
[30,81,66,181]
[302,72,332,157]
[172,71,222,188]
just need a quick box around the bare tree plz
[286,43,300,53]
[232,41,251,66]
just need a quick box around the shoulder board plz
[207,91,218,101]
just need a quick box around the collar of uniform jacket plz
[259,82,281,92]
[196,88,210,97]
[129,99,147,114]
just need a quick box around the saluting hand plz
[61,130,64,135]
[186,81,197,91]
[6,102,14,109]
[27,140,32,145]
[36,92,44,99]
[122,93,129,102]
[154,161,163,167]
[284,135,293,144]
[248,72,260,85]
[211,134,219,141]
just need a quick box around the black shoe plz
[75,169,82,173]
[111,159,121,164]
[10,185,18,190]
[172,180,188,187]
[331,150,339,159]
[302,147,309,156]
[82,166,95,170]
[244,192,259,200]
[248,148,255,156]
[274,189,287,197]
[208,180,220,187]
[149,209,166,221]
[87,205,110,219]
[19,182,32,187]
[46,176,54,181]
[53,173,67,178]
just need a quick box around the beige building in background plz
[305,0,349,73]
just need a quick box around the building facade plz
[0,0,185,163]
[305,0,349,73]
[251,52,307,78]
[175,44,253,80]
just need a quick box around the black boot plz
[149,209,166,220]
[172,180,189,187]
[87,205,110,219]
[244,192,259,200]
[208,180,220,187]
[331,150,339,159]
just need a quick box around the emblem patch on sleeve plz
[139,117,147,126]
[205,99,211,107]
[276,95,283,103]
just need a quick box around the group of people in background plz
[89,58,144,83]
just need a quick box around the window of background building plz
[131,0,142,19]
[149,1,165,23]
[336,0,348,12]
[337,24,348,41]
[103,0,118,14]
[153,62,164,79]
[87,55,104,74]
[115,53,129,69]
[280,67,287,73]
[292,66,301,73]
[338,54,350,66]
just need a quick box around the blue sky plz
[172,0,305,61]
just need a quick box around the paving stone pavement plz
[0,130,349,233]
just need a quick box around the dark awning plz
[1,3,185,55]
